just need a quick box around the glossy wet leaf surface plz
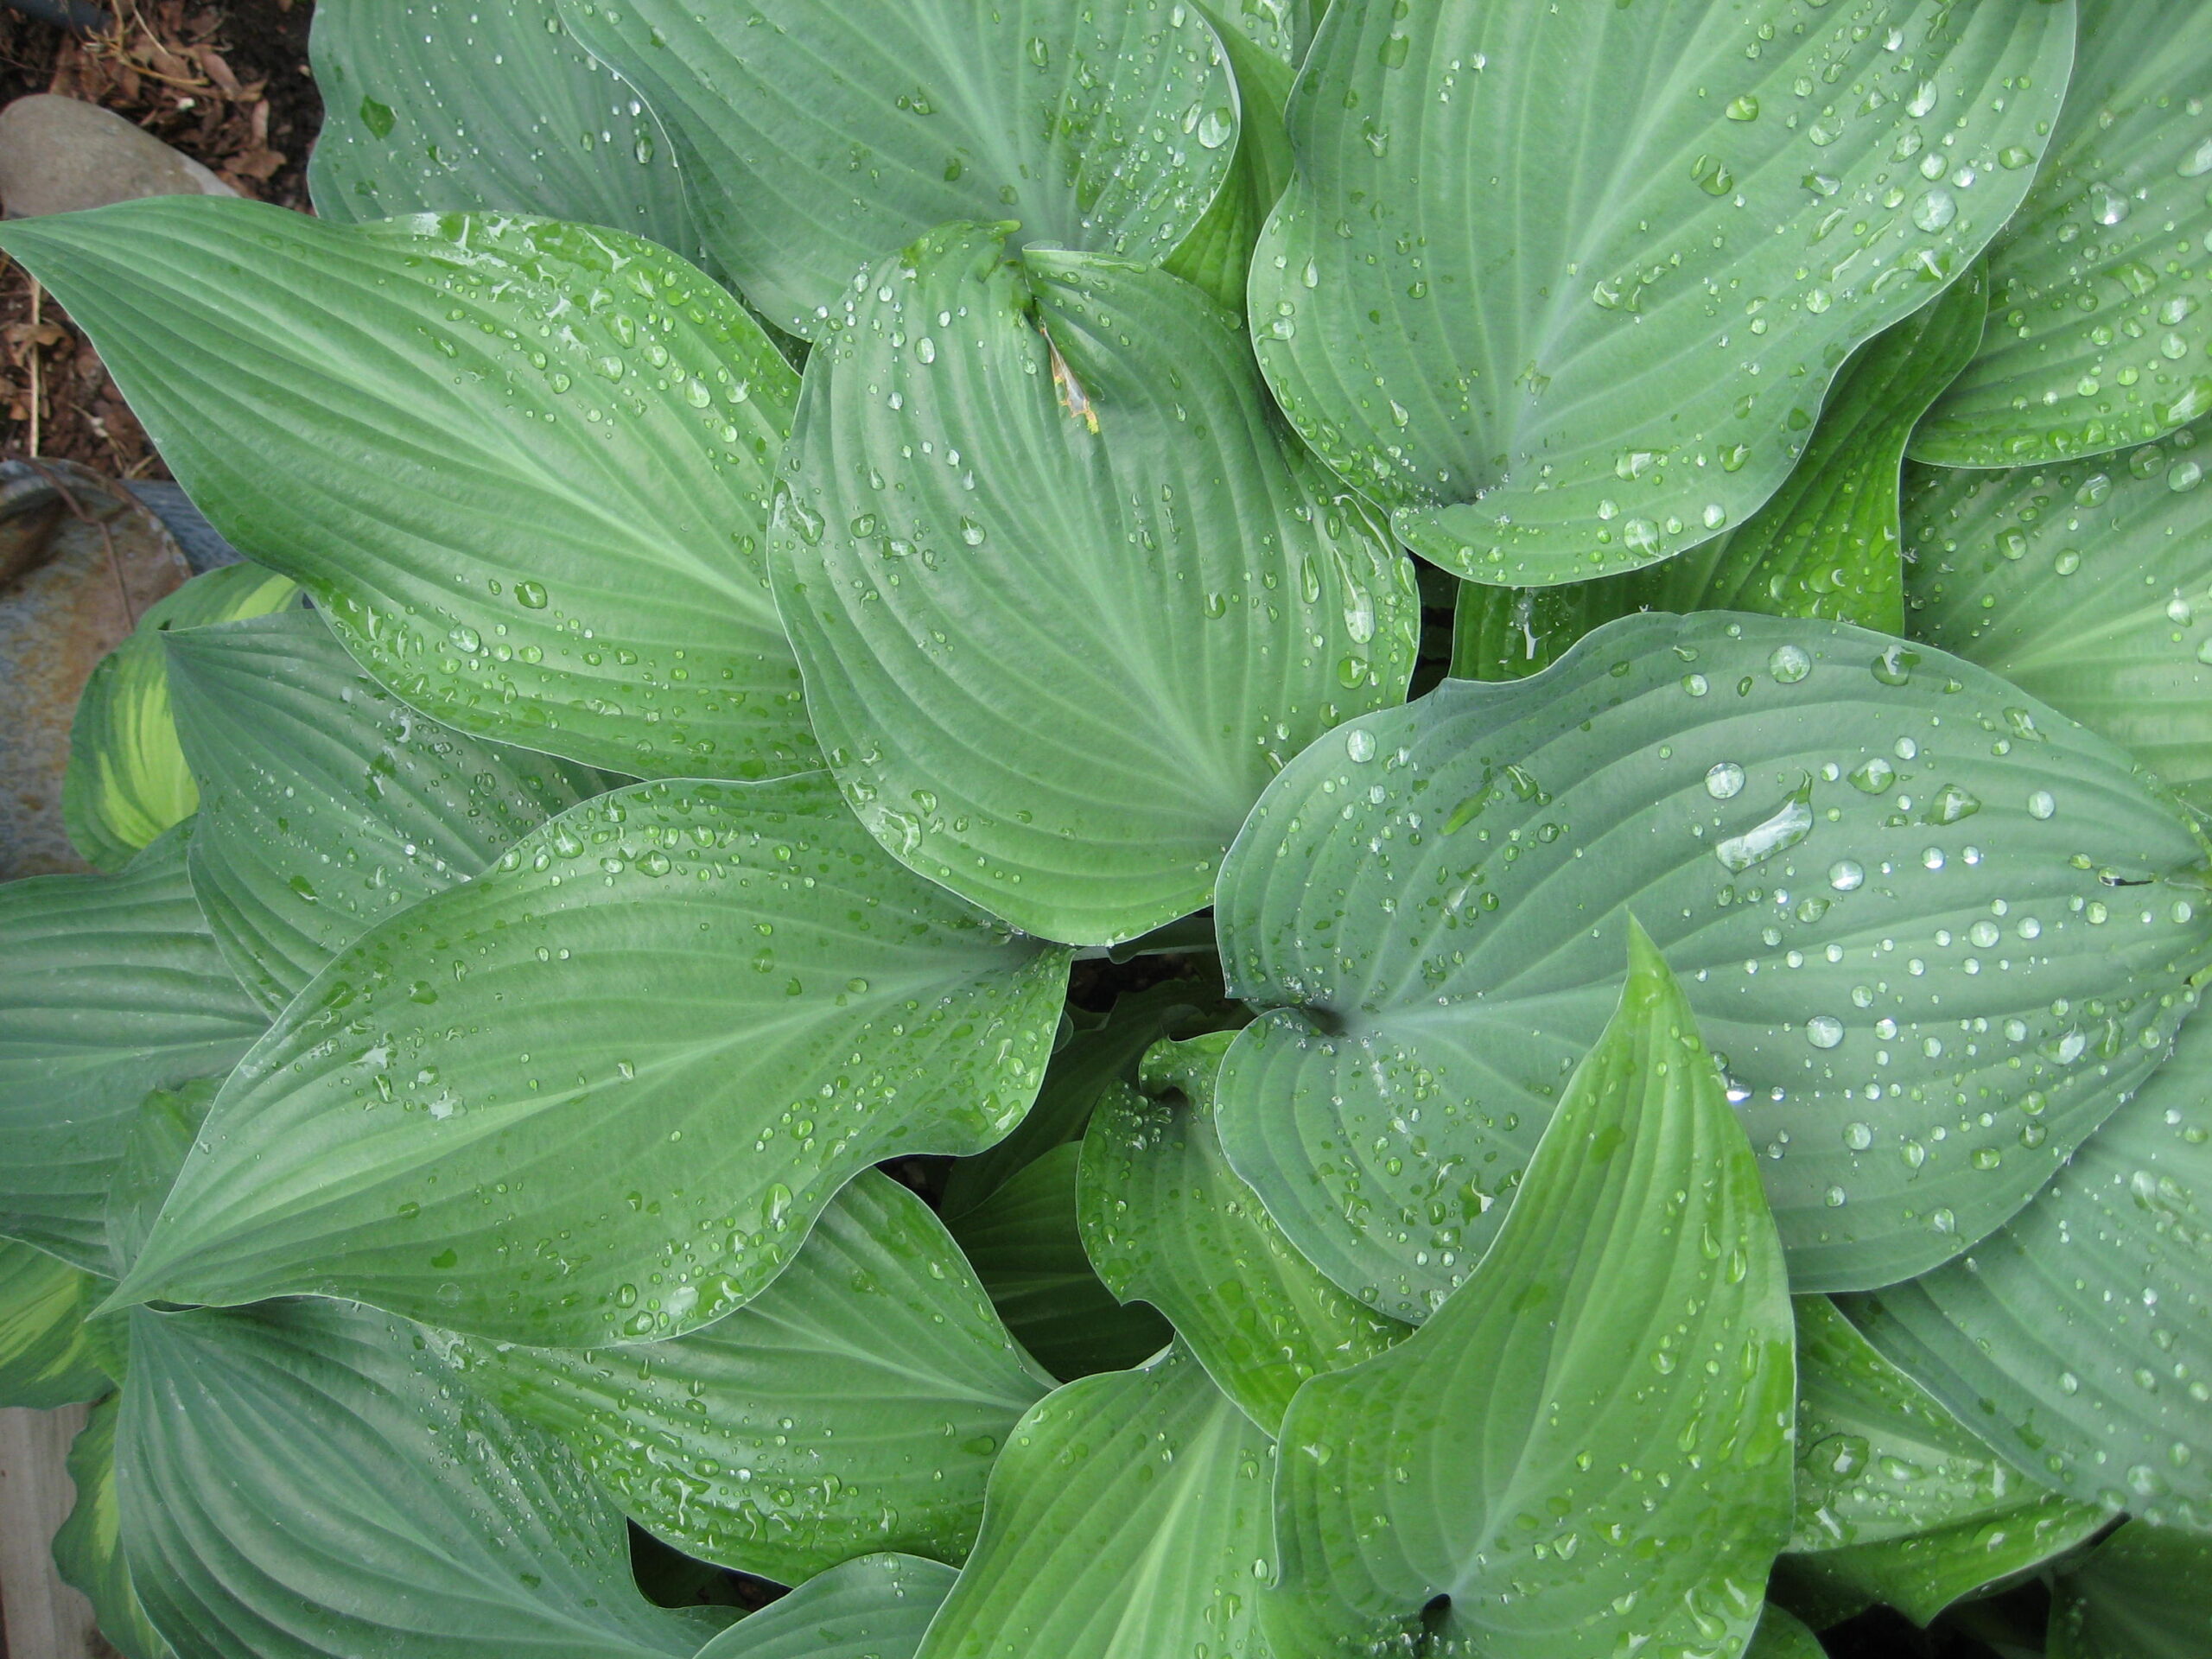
[166,609,617,1010]
[911,1343,1279,1659]
[0,199,810,779]
[774,225,1417,944]
[1842,984,2212,1531]
[1248,0,2069,585]
[0,829,263,1270]
[2049,1522,2212,1658]
[308,0,705,260]
[62,563,299,874]
[1916,0,2212,467]
[1077,1031,1407,1432]
[1455,269,1988,681]
[1215,610,2212,1319]
[118,1299,716,1659]
[1262,926,1795,1659]
[442,1171,1051,1583]
[1905,416,2212,810]
[556,0,1236,337]
[115,775,1070,1345]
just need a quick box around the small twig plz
[25,276,41,461]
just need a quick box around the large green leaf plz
[1262,925,1796,1659]
[0,830,264,1269]
[1159,3,1299,315]
[911,1343,1280,1659]
[1779,1296,2109,1628]
[940,979,1232,1219]
[556,0,1237,338]
[1213,610,2212,1319]
[773,224,1417,944]
[442,1171,1051,1582]
[1245,0,2071,587]
[118,1299,715,1659]
[0,198,810,779]
[695,1555,956,1659]
[308,0,704,261]
[1904,417,2212,810]
[63,563,300,874]
[2050,1523,2212,1658]
[0,1237,110,1407]
[1841,985,2212,1531]
[53,1396,170,1659]
[1746,1607,1824,1659]
[944,1142,1172,1383]
[111,775,1069,1345]
[102,1080,215,1282]
[1915,0,2212,467]
[1077,1032,1407,1432]
[167,609,617,1011]
[1454,268,1989,681]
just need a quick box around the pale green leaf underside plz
[1905,416,2212,810]
[119,1300,711,1659]
[556,0,1236,338]
[1214,611,2212,1320]
[167,610,617,1011]
[1248,0,2071,585]
[308,0,705,262]
[54,1396,171,1659]
[694,1555,956,1659]
[443,1171,1050,1583]
[1264,926,1795,1659]
[1842,995,2212,1532]
[2050,1523,2212,1659]
[773,226,1417,944]
[944,1141,1173,1383]
[0,830,264,1270]
[115,775,1070,1346]
[1915,0,2212,467]
[0,198,810,779]
[0,1237,111,1408]
[64,563,300,874]
[912,1344,1278,1659]
[1455,267,1988,681]
[1077,1032,1407,1433]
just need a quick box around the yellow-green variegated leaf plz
[62,562,299,873]
[0,1237,109,1408]
[53,1395,169,1659]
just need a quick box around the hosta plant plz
[7,1,2212,1656]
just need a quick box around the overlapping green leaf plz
[1842,984,2212,1532]
[442,1171,1051,1582]
[1454,269,1989,681]
[1778,1296,2109,1628]
[695,1555,956,1659]
[0,198,810,779]
[54,1396,170,1659]
[944,1142,1171,1383]
[940,979,1231,1219]
[62,562,299,873]
[773,225,1417,944]
[1747,1607,1825,1659]
[112,775,1068,1345]
[1246,0,2071,586]
[2049,1522,2212,1658]
[0,829,264,1269]
[308,0,704,259]
[1157,0,1300,314]
[912,1343,1280,1659]
[1905,417,2212,810]
[556,0,1236,337]
[118,1299,716,1659]
[103,1080,214,1282]
[0,1237,110,1407]
[1915,0,2212,466]
[167,609,617,1010]
[1262,925,1796,1659]
[1077,1032,1407,1431]
[1215,611,2212,1319]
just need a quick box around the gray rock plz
[123,480,243,574]
[0,93,234,219]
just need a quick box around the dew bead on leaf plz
[8,3,2212,1656]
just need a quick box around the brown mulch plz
[0,0,321,479]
